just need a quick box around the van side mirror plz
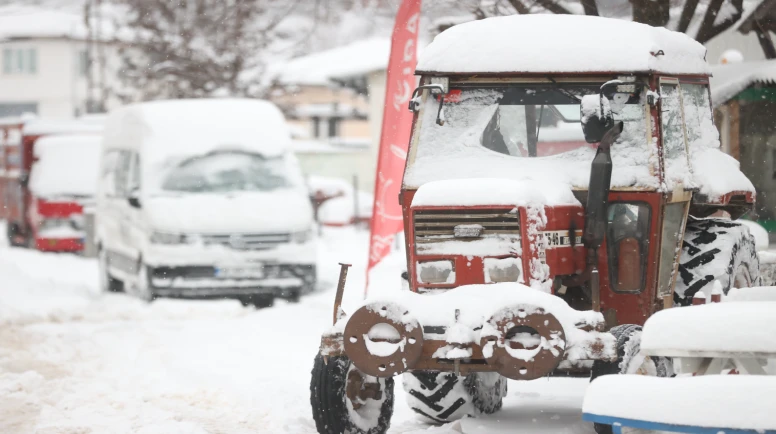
[580,94,614,144]
[128,190,141,208]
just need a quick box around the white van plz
[96,99,316,307]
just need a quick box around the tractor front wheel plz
[403,371,507,424]
[310,354,394,434]
[590,324,672,434]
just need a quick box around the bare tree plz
[114,0,315,100]
[436,0,750,46]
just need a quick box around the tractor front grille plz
[413,209,519,241]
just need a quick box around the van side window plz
[114,150,132,198]
[100,150,119,197]
[129,152,140,193]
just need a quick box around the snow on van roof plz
[30,134,102,198]
[23,118,104,136]
[102,98,290,164]
[416,15,710,76]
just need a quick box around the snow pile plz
[29,134,102,198]
[726,286,776,302]
[417,15,709,75]
[411,178,578,208]
[584,375,776,431]
[640,302,776,356]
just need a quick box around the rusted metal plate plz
[480,306,566,381]
[320,333,344,357]
[343,303,424,377]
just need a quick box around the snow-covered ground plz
[0,223,594,434]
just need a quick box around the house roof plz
[0,6,114,42]
[416,14,711,76]
[710,59,776,105]
[270,38,391,86]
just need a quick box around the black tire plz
[98,247,124,293]
[6,222,25,248]
[590,325,672,434]
[286,289,301,303]
[675,217,759,306]
[302,265,317,294]
[252,294,274,308]
[310,354,394,434]
[402,371,507,424]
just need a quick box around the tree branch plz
[505,0,530,14]
[695,0,743,44]
[580,0,599,16]
[533,0,572,14]
[677,0,699,33]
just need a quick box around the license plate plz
[215,266,264,279]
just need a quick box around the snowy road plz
[0,226,594,434]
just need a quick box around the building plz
[711,59,776,240]
[0,6,120,119]
[268,38,392,194]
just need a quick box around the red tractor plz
[310,15,766,434]
[1,117,103,252]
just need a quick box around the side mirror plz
[580,94,614,144]
[19,172,29,188]
[128,190,141,208]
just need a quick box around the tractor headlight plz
[292,228,314,244]
[150,231,186,245]
[416,260,455,284]
[484,257,522,283]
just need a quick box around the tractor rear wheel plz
[675,217,759,305]
[310,354,394,434]
[590,324,672,434]
[402,371,507,424]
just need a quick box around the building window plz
[78,49,88,77]
[2,48,37,74]
[328,117,341,138]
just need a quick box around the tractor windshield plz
[419,85,644,158]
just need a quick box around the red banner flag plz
[366,0,422,294]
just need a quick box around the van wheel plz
[131,262,155,302]
[244,294,273,308]
[98,248,124,293]
[6,223,26,248]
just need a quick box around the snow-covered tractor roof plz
[416,15,710,76]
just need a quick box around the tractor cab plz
[401,15,755,328]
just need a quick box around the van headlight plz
[292,228,314,243]
[150,231,186,245]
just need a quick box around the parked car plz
[95,98,317,308]
[1,117,103,250]
[28,134,102,252]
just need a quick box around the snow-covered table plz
[584,293,776,433]
[640,297,776,375]
[583,376,776,433]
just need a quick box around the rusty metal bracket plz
[333,263,351,325]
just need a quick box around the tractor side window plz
[660,83,692,185]
[607,202,651,293]
[680,84,714,148]
[656,201,689,298]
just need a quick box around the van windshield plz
[161,151,294,193]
